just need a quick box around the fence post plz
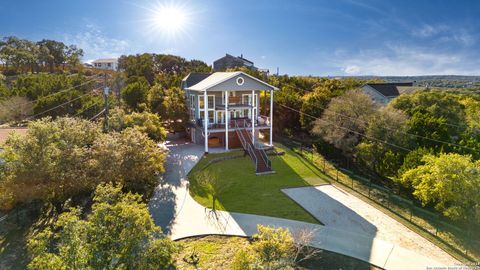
[351,177,354,189]
[336,169,339,181]
[409,206,413,221]
[368,183,371,198]
[323,158,326,172]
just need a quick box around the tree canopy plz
[28,183,178,270]
[0,117,165,209]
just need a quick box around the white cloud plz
[411,24,448,37]
[332,44,480,76]
[412,24,475,47]
[343,65,361,74]
[63,23,130,61]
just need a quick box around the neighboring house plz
[91,58,118,71]
[213,54,257,71]
[361,82,414,105]
[181,71,278,174]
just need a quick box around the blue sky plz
[1,0,480,76]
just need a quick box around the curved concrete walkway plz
[149,140,459,270]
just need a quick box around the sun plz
[153,5,188,34]
[145,2,192,40]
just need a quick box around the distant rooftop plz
[91,58,118,63]
[365,82,413,97]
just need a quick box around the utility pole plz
[103,73,109,132]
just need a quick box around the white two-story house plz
[181,71,278,174]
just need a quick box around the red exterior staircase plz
[234,120,273,175]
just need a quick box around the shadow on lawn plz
[191,146,380,267]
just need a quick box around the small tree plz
[232,225,319,270]
[195,170,230,212]
[28,183,178,270]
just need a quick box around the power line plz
[90,108,106,121]
[277,82,478,152]
[73,101,101,117]
[307,99,479,153]
[26,91,97,120]
[278,103,412,152]
[0,74,102,113]
[279,82,468,130]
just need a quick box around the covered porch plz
[185,71,278,153]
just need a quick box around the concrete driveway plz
[283,185,459,267]
[149,140,458,270]
[148,139,204,233]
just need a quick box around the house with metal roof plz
[213,54,257,71]
[181,71,278,174]
[361,82,414,105]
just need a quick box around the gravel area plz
[283,185,459,266]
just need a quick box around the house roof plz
[185,71,278,92]
[92,58,118,63]
[215,54,254,65]
[365,83,413,97]
[182,73,212,89]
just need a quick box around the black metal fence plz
[276,136,479,263]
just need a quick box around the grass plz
[175,236,250,269]
[175,235,380,270]
[188,144,330,224]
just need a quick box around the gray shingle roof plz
[182,73,212,89]
[366,83,413,97]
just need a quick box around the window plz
[216,111,224,124]
[230,110,240,119]
[199,95,215,125]
[242,94,258,105]
[200,111,214,124]
[221,91,236,104]
[199,95,214,109]
[107,63,111,67]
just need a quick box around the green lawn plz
[188,144,330,223]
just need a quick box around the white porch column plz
[269,90,274,146]
[204,91,208,153]
[225,90,229,150]
[251,90,255,145]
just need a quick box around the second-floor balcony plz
[215,96,254,109]
[194,116,271,130]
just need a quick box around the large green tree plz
[400,153,480,222]
[121,80,149,111]
[356,106,409,177]
[0,118,165,209]
[28,183,178,270]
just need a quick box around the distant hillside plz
[348,75,480,89]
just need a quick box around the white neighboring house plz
[91,58,118,71]
[361,82,415,105]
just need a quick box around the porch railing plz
[234,120,257,172]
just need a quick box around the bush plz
[28,183,178,270]
[0,117,166,209]
[232,225,318,270]
[109,108,167,141]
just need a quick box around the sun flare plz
[146,2,192,40]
